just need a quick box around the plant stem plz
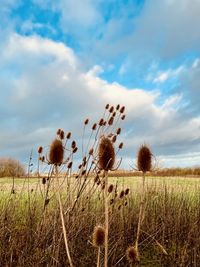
[104,170,109,267]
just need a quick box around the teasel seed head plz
[118,205,122,210]
[98,137,115,171]
[119,190,124,199]
[101,181,105,190]
[109,106,114,113]
[116,128,121,135]
[38,146,43,154]
[121,114,126,120]
[112,111,116,117]
[103,121,107,126]
[60,130,65,140]
[126,246,139,264]
[99,118,104,126]
[116,104,120,110]
[82,169,86,175]
[49,139,64,165]
[108,184,114,193]
[84,118,89,125]
[105,104,109,109]
[125,188,130,195]
[137,144,152,173]
[66,132,71,139]
[119,142,123,149]
[92,225,105,247]
[57,129,61,135]
[73,147,78,153]
[120,106,125,113]
[71,140,76,149]
[42,177,46,185]
[108,116,114,125]
[92,123,97,130]
[89,148,94,155]
[68,161,73,169]
[94,175,99,183]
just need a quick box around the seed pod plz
[82,156,87,166]
[120,106,125,113]
[137,145,152,173]
[119,142,123,149]
[84,118,89,125]
[108,184,114,193]
[73,147,78,153]
[126,246,139,264]
[92,123,97,130]
[124,201,128,206]
[108,116,114,125]
[71,140,76,149]
[41,156,45,162]
[66,132,71,139]
[49,139,64,165]
[78,164,82,169]
[82,169,86,175]
[119,190,124,199]
[116,128,121,135]
[57,129,61,135]
[112,135,117,143]
[60,130,65,140]
[112,111,116,117]
[105,104,109,109]
[101,181,105,190]
[38,146,43,154]
[116,104,120,110]
[94,175,99,183]
[42,177,46,185]
[109,106,114,113]
[92,225,105,247]
[99,118,104,126]
[98,137,115,171]
[68,162,73,169]
[121,114,126,120]
[125,188,130,195]
[103,121,107,126]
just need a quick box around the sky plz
[0,0,200,169]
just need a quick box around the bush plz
[0,158,25,177]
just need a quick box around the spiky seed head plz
[41,156,45,162]
[71,140,76,149]
[99,118,104,126]
[66,132,71,139]
[82,156,87,166]
[119,190,124,198]
[42,177,46,185]
[84,118,89,125]
[92,123,97,130]
[109,106,114,113]
[78,164,82,169]
[57,129,61,135]
[112,111,116,117]
[108,116,114,125]
[103,121,107,126]
[119,142,123,149]
[121,114,126,120]
[108,184,114,193]
[101,181,105,190]
[38,146,43,154]
[116,128,121,135]
[82,169,86,175]
[137,144,152,173]
[125,188,130,195]
[68,162,73,169]
[98,137,115,171]
[124,201,128,206]
[73,147,78,153]
[92,225,105,247]
[120,106,125,113]
[89,148,94,155]
[105,104,109,109]
[49,139,64,165]
[126,246,139,264]
[60,130,65,140]
[116,104,120,110]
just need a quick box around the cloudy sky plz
[0,0,200,169]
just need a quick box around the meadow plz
[0,105,199,267]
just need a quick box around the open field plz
[0,175,200,266]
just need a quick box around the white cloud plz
[153,65,185,83]
[0,33,200,167]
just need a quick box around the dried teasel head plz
[99,118,104,126]
[105,104,109,109]
[71,140,76,149]
[116,128,121,135]
[59,130,65,140]
[120,106,125,113]
[137,144,152,173]
[125,188,130,195]
[108,184,114,193]
[84,118,89,125]
[49,139,64,165]
[126,246,139,264]
[98,137,115,171]
[119,142,123,149]
[109,106,114,113]
[92,123,97,131]
[116,104,120,110]
[66,132,71,139]
[38,146,43,154]
[119,190,124,199]
[121,114,126,120]
[108,116,114,125]
[92,225,105,247]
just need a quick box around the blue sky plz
[0,0,200,169]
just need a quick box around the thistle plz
[98,137,115,171]
[49,139,64,165]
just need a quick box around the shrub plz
[0,157,25,177]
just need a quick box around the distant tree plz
[0,158,25,177]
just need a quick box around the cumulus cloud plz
[0,33,200,167]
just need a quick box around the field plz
[0,175,200,267]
